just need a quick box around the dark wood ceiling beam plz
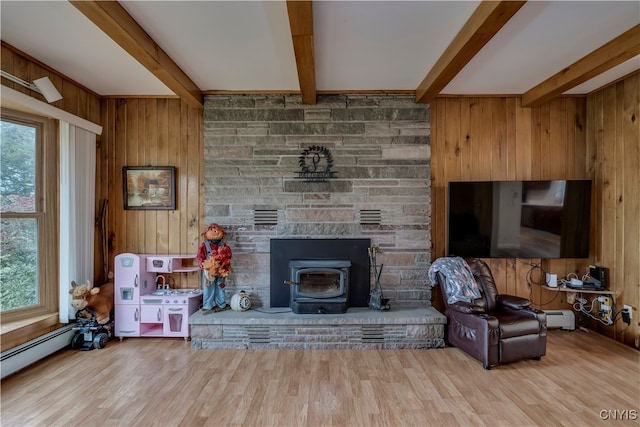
[416,1,526,104]
[286,0,316,105]
[522,24,640,107]
[69,0,202,109]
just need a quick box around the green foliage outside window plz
[1,120,39,312]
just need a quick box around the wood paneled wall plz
[587,72,639,347]
[97,99,203,289]
[431,87,640,348]
[431,96,591,311]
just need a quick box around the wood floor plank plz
[1,330,638,426]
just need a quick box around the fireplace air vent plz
[246,326,271,344]
[361,325,385,342]
[254,209,278,226]
[359,209,382,225]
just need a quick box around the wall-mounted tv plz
[447,180,592,259]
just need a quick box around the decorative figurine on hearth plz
[196,223,233,314]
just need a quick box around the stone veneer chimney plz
[203,94,431,308]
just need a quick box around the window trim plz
[1,108,59,324]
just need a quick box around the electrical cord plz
[526,262,547,287]
[518,265,616,325]
[521,261,563,307]
[531,289,561,307]
[572,294,614,326]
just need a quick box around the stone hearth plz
[190,306,446,350]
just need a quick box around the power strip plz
[597,296,613,325]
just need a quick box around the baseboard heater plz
[1,324,74,379]
[543,309,576,330]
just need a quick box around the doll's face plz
[204,224,225,241]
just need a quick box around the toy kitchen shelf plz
[145,254,199,273]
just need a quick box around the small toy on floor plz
[70,308,113,350]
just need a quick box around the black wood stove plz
[288,259,351,314]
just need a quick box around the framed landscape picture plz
[123,166,176,210]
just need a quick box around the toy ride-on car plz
[71,308,113,350]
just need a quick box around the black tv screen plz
[447,180,592,259]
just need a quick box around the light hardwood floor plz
[1,330,638,427]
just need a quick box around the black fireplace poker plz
[368,246,390,311]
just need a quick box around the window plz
[1,109,58,323]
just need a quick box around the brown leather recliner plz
[434,258,547,369]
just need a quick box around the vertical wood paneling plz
[460,99,472,181]
[124,99,138,255]
[114,101,129,254]
[103,100,117,278]
[429,98,446,309]
[490,98,507,181]
[621,74,638,346]
[514,259,533,300]
[600,86,618,299]
[574,99,587,177]
[476,100,493,180]
[587,92,602,259]
[167,101,182,275]
[549,99,567,177]
[504,98,517,180]
[156,99,170,255]
[187,105,202,256]
[444,98,462,181]
[491,258,508,294]
[431,96,589,310]
[179,102,191,256]
[97,98,203,289]
[135,102,147,254]
[514,97,532,180]
[621,75,639,347]
[565,100,577,178]
[432,74,639,349]
[585,74,639,346]
[538,102,551,179]
[614,83,626,307]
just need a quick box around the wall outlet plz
[623,305,633,320]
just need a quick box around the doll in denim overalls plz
[196,223,232,314]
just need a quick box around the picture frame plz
[123,166,176,210]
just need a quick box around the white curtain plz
[59,121,96,323]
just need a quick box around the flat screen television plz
[447,180,592,259]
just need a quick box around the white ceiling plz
[1,1,639,100]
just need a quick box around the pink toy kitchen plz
[114,253,202,341]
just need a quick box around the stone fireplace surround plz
[191,93,444,349]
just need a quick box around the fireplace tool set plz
[368,246,390,311]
